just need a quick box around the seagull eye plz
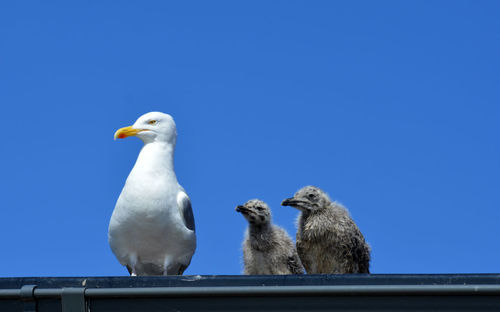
[148,120,158,125]
[308,194,316,199]
[256,207,264,211]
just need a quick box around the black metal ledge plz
[1,274,500,311]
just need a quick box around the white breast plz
[108,142,195,268]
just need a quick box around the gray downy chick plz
[236,199,304,275]
[282,186,371,274]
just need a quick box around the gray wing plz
[176,190,196,232]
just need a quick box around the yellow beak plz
[114,126,144,140]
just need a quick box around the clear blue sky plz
[0,1,498,277]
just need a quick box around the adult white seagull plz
[109,112,196,276]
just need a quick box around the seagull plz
[236,199,304,275]
[109,112,196,276]
[282,186,370,274]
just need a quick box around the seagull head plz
[114,112,177,144]
[236,199,272,225]
[281,185,330,212]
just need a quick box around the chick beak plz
[281,198,299,206]
[236,205,249,213]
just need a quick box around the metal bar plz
[84,284,500,298]
[61,288,86,312]
[3,284,500,300]
[0,289,20,298]
[20,285,37,312]
[33,288,64,298]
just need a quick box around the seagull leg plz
[177,264,188,275]
[163,256,174,276]
[127,266,137,276]
[128,254,138,277]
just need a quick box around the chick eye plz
[148,120,157,125]
[256,207,264,211]
[308,194,316,199]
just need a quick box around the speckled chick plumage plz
[236,199,304,275]
[282,186,370,274]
